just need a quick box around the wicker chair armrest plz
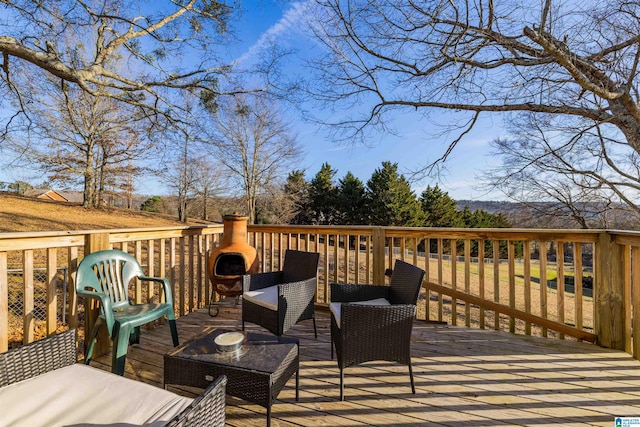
[165,375,227,427]
[278,277,317,295]
[242,271,284,292]
[330,283,390,303]
[340,303,416,330]
[277,277,317,309]
[0,329,77,387]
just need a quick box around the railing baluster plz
[344,234,349,283]
[188,235,195,313]
[557,242,565,340]
[23,249,34,344]
[493,240,500,331]
[148,239,155,303]
[478,239,485,329]
[464,239,471,327]
[451,239,457,326]
[632,246,640,358]
[135,241,143,304]
[46,248,57,336]
[437,238,443,322]
[508,240,515,334]
[0,252,6,352]
[179,237,185,317]
[574,243,583,337]
[540,240,548,337]
[68,246,78,331]
[624,244,632,353]
[524,241,531,335]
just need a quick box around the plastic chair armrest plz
[138,276,173,304]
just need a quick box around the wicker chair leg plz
[339,368,345,401]
[409,363,415,394]
[312,316,317,338]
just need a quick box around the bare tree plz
[207,95,301,223]
[5,72,151,207]
[483,113,640,228]
[191,158,227,221]
[256,181,300,224]
[0,1,275,135]
[309,1,640,207]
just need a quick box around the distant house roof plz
[24,189,69,202]
[57,191,84,203]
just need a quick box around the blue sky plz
[225,1,504,201]
[1,1,504,201]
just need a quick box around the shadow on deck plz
[90,305,640,426]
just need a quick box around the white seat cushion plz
[329,297,391,328]
[0,364,193,427]
[243,285,278,311]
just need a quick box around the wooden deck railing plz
[0,225,637,361]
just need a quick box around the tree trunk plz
[83,150,95,208]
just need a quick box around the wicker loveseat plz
[0,329,227,427]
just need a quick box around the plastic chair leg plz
[112,324,131,376]
[168,319,179,347]
[129,326,140,345]
[84,323,100,364]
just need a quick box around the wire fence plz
[8,267,68,329]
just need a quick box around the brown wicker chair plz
[329,259,426,401]
[242,249,320,337]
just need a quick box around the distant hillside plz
[0,192,214,233]
[457,200,638,229]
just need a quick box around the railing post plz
[372,227,386,285]
[83,232,111,358]
[595,232,625,350]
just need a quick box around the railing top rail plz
[0,224,223,239]
[0,225,224,252]
[109,225,224,243]
[247,224,376,235]
[247,225,605,242]
[611,230,640,246]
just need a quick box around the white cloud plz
[235,1,312,65]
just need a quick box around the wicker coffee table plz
[164,328,299,427]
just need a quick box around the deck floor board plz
[90,307,640,426]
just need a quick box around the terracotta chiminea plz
[207,213,259,316]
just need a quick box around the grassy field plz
[0,192,210,233]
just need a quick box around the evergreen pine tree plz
[337,172,367,224]
[366,161,423,226]
[420,185,464,227]
[284,170,311,224]
[309,163,338,224]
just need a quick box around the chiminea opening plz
[214,253,247,276]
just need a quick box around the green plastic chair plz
[77,249,179,375]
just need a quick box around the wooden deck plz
[90,306,640,426]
